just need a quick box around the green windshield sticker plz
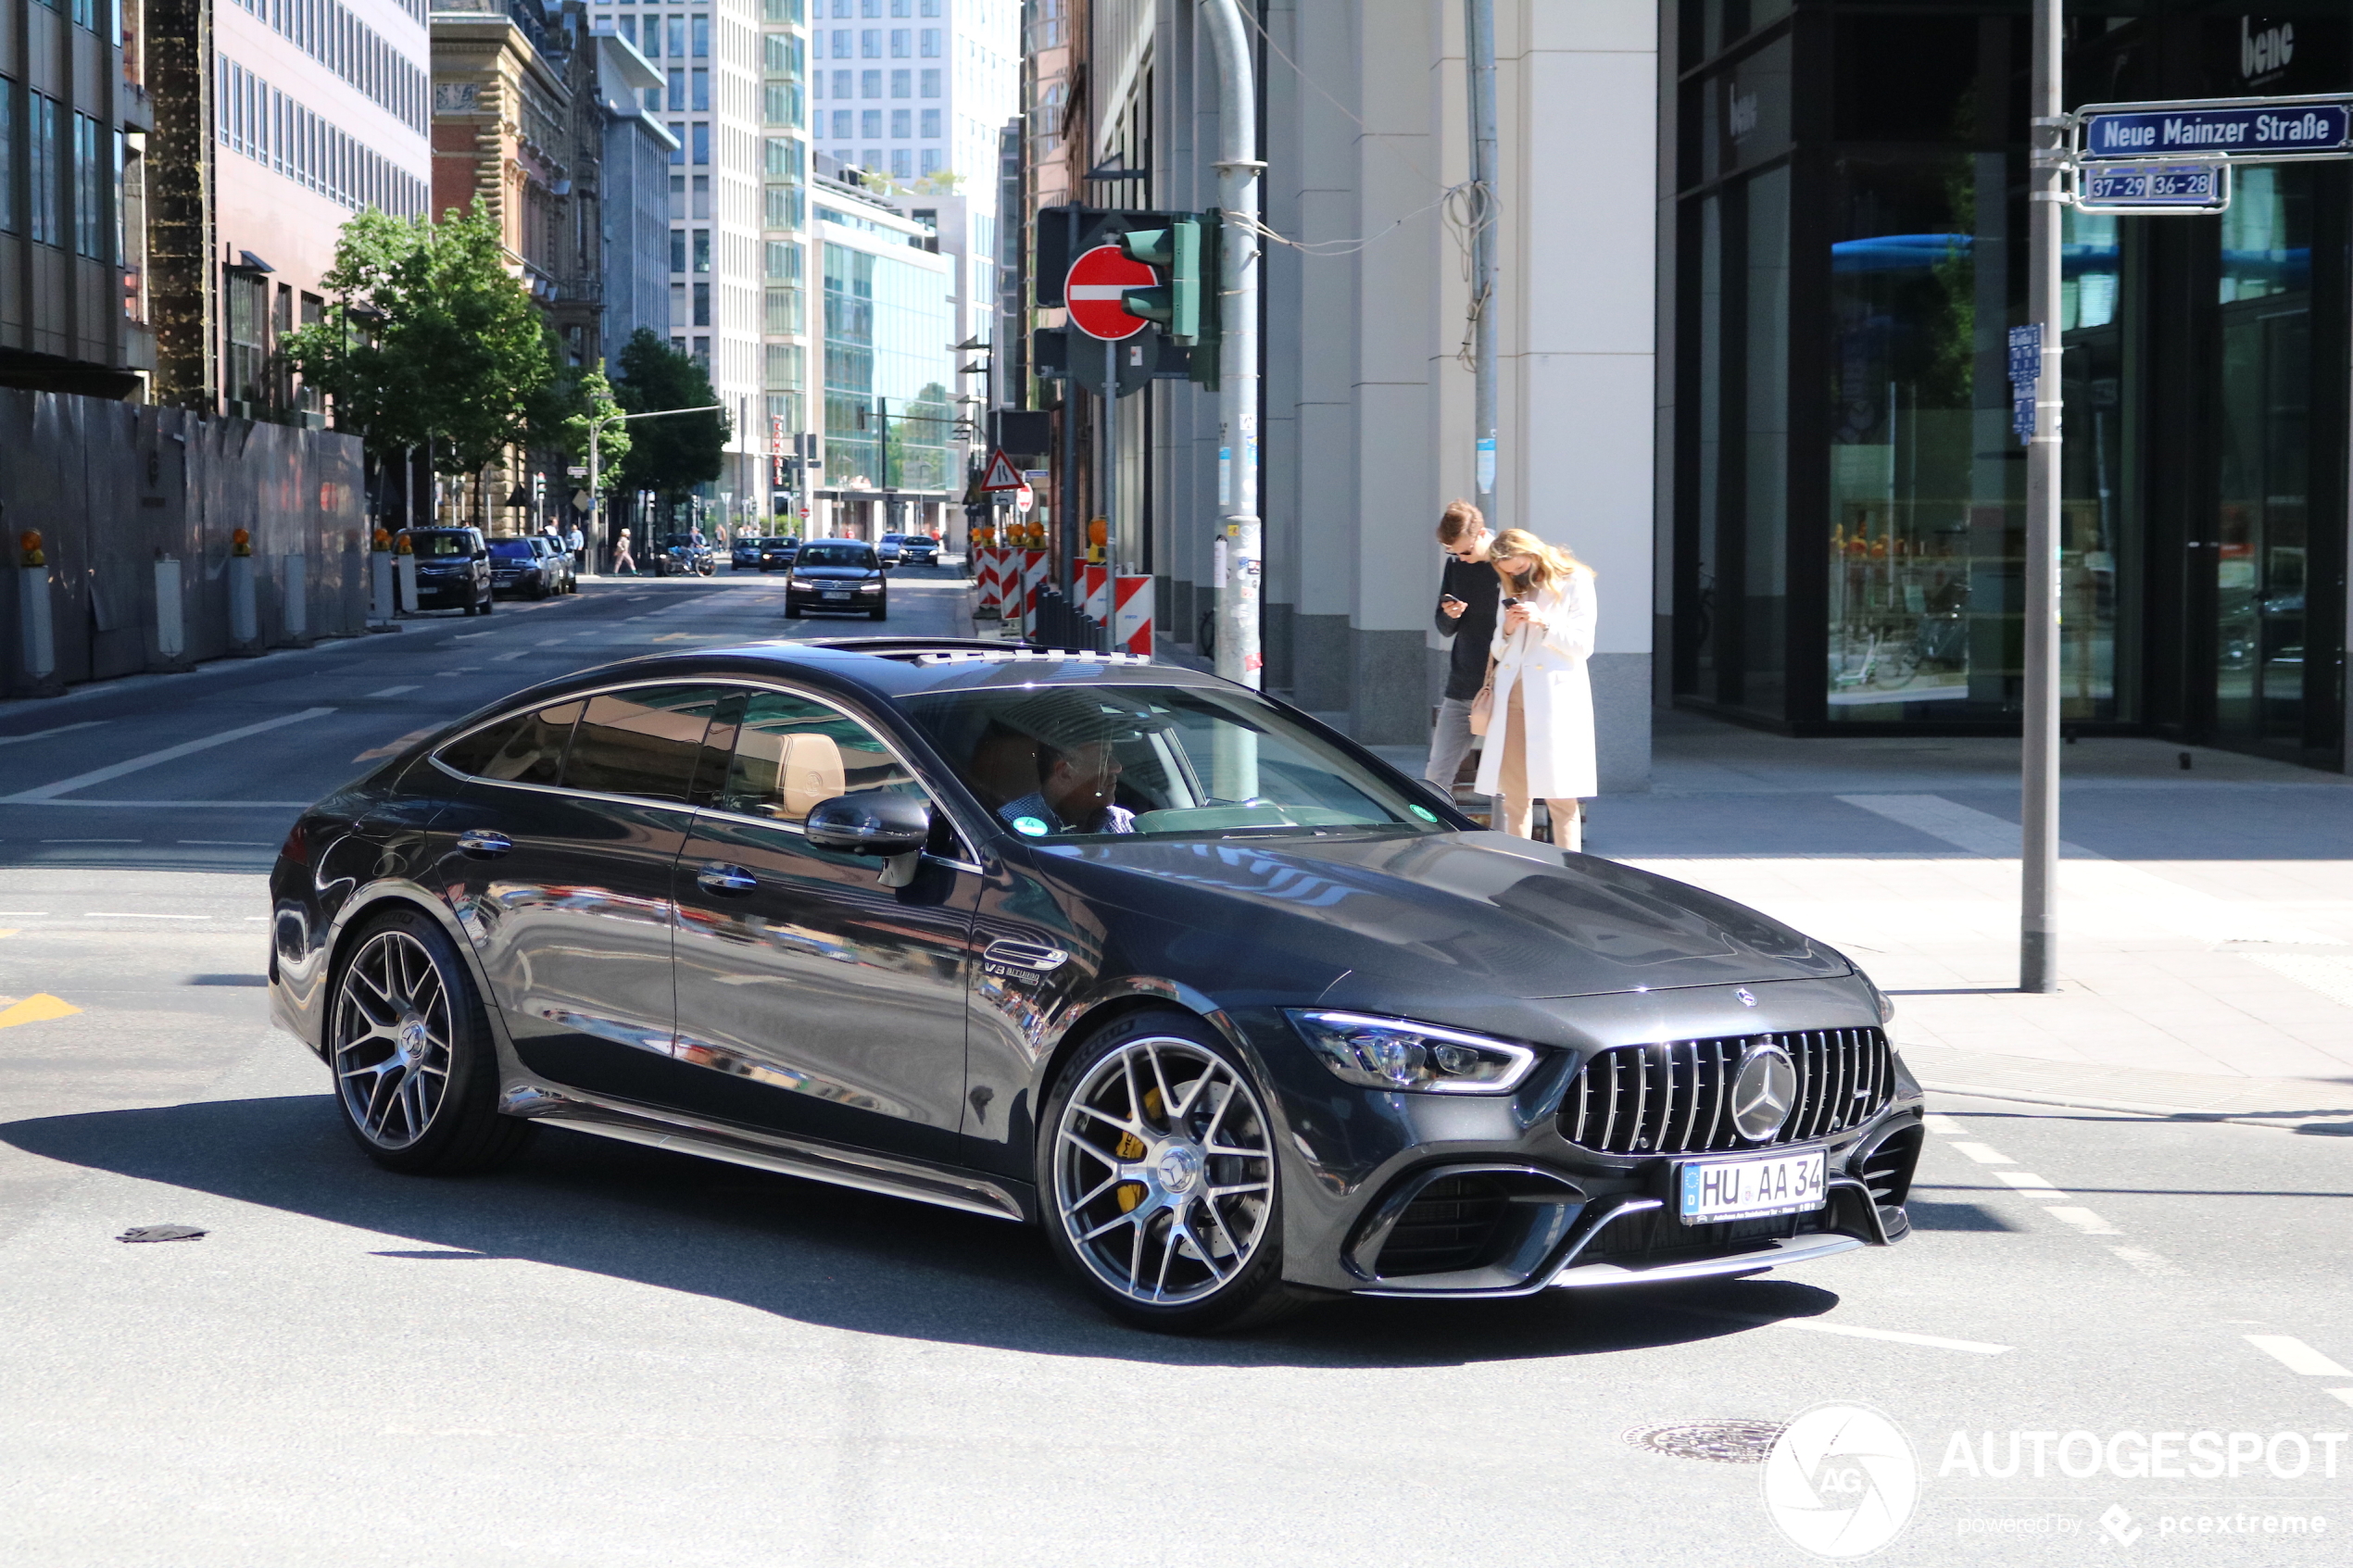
[1408,804,1439,822]
[1013,816,1051,837]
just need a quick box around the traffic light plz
[1117,219,1201,344]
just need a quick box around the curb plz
[1919,1078,2353,1133]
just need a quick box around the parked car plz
[731,535,766,571]
[270,639,1922,1335]
[785,539,887,620]
[875,534,906,566]
[894,533,939,566]
[656,533,717,577]
[527,534,576,595]
[757,536,800,571]
[487,538,553,600]
[398,528,493,616]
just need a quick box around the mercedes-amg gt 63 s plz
[268,639,1923,1332]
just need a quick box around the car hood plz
[1033,830,1850,1002]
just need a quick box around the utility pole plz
[1202,0,1263,710]
[1466,0,1498,522]
[2021,0,2064,992]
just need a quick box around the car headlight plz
[1283,1010,1540,1094]
[857,581,882,593]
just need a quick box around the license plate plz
[822,590,850,599]
[1675,1148,1826,1224]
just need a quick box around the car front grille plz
[1560,1028,1893,1155]
[1373,1174,1509,1277]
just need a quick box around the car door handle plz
[457,830,511,859]
[697,864,760,896]
[983,939,1069,972]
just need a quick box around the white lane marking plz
[0,721,107,748]
[2043,1206,2121,1236]
[11,799,313,808]
[2331,1390,2353,1411]
[2110,1247,2183,1277]
[41,838,139,845]
[492,651,528,661]
[1994,1171,2062,1193]
[0,909,50,915]
[83,912,211,920]
[2,708,336,803]
[1950,1142,2015,1164]
[454,632,495,640]
[535,637,572,646]
[365,684,419,697]
[1672,1305,2008,1355]
[1920,1113,1969,1135]
[178,840,272,847]
[2246,1336,2353,1377]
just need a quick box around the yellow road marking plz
[0,993,81,1029]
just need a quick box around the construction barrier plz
[1114,574,1153,658]
[1022,549,1049,637]
[1081,564,1109,623]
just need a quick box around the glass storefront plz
[1668,3,2347,769]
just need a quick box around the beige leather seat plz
[732,728,846,820]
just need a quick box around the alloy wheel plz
[332,929,454,1149]
[1053,1036,1276,1306]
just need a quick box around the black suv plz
[399,529,493,616]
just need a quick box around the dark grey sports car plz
[267,638,1923,1333]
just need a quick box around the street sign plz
[980,448,1024,490]
[2076,160,2232,214]
[1014,483,1035,514]
[2078,95,2353,162]
[2007,326,2040,447]
[1064,245,1159,341]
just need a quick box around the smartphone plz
[1501,596,1522,608]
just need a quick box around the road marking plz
[84,912,211,920]
[492,651,528,661]
[0,994,81,1029]
[178,839,272,847]
[41,838,139,844]
[0,930,16,939]
[2043,1206,2121,1236]
[0,720,107,748]
[2246,1336,2353,1376]
[2332,1390,2353,1411]
[535,637,572,646]
[2109,1247,2182,1277]
[17,799,313,808]
[366,684,419,697]
[1920,1113,1968,1135]
[1994,1171,2062,1193]
[2,708,336,803]
[1672,1305,2009,1355]
[454,632,496,639]
[0,910,49,915]
[1950,1142,2014,1164]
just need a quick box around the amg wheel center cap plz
[1730,1042,1797,1142]
[397,1017,430,1058]
[1155,1144,1202,1195]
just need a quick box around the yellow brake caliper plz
[1114,1087,1164,1211]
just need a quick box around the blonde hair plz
[1490,528,1592,595]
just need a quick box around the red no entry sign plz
[1065,245,1158,341]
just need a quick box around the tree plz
[611,329,729,508]
[535,360,632,490]
[281,207,556,514]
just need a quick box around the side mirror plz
[805,789,931,857]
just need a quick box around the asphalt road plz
[3,571,2350,1566]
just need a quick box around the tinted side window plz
[562,685,731,803]
[716,691,920,823]
[437,700,583,784]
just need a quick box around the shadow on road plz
[2,1091,1846,1367]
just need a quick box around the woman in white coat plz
[1472,528,1597,850]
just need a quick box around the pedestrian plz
[1425,499,1501,801]
[565,518,585,561]
[1472,527,1598,851]
[612,527,637,576]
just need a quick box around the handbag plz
[1467,657,1498,737]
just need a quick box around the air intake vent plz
[1561,1029,1894,1155]
[1374,1174,1509,1276]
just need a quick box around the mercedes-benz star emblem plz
[1730,1042,1797,1142]
[1735,987,1758,1008]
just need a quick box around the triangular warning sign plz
[980,448,1024,491]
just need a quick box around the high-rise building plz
[754,0,811,529]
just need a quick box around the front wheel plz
[869,604,887,621]
[1039,1010,1302,1334]
[328,909,529,1174]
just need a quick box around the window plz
[225,267,270,403]
[860,0,878,15]
[832,29,850,57]
[890,0,909,15]
[691,14,709,56]
[0,79,14,234]
[669,172,686,218]
[763,32,803,77]
[692,227,711,270]
[765,241,803,282]
[439,700,584,785]
[832,109,851,139]
[889,148,911,179]
[862,109,881,139]
[672,279,687,319]
[763,83,802,126]
[861,69,880,97]
[692,173,710,219]
[713,691,917,824]
[667,15,686,56]
[691,122,710,164]
[692,334,709,361]
[761,0,802,20]
[919,148,939,176]
[625,14,644,50]
[764,136,800,178]
[692,69,709,111]
[890,29,909,56]
[670,227,686,272]
[811,72,824,100]
[765,341,804,386]
[668,121,686,164]
[834,69,851,97]
[920,0,937,14]
[919,108,938,139]
[766,287,803,333]
[918,28,937,56]
[692,282,711,325]
[920,69,938,97]
[30,93,61,246]
[890,69,909,97]
[563,687,731,804]
[861,29,879,56]
[890,108,909,139]
[667,69,685,110]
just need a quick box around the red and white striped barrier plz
[1022,549,1050,635]
[1081,564,1110,622]
[1113,574,1153,657]
[974,547,1003,619]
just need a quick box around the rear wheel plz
[1039,1010,1302,1334]
[328,909,529,1174]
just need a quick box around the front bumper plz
[413,576,477,607]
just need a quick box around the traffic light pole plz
[1202,0,1264,707]
[1466,0,1498,522]
[2021,0,2063,992]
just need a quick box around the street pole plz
[2022,0,2064,992]
[1202,0,1263,698]
[1101,334,1116,649]
[1466,0,1499,522]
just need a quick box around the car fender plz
[298,876,523,1075]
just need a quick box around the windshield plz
[896,683,1451,842]
[487,540,535,558]
[405,532,475,558]
[799,543,875,568]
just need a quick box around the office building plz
[592,27,676,369]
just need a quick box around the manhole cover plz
[1622,1418,1785,1464]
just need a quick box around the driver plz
[998,736,1136,836]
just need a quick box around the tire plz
[326,908,530,1175]
[869,604,887,621]
[785,604,804,619]
[461,594,481,618]
[1038,1009,1303,1334]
